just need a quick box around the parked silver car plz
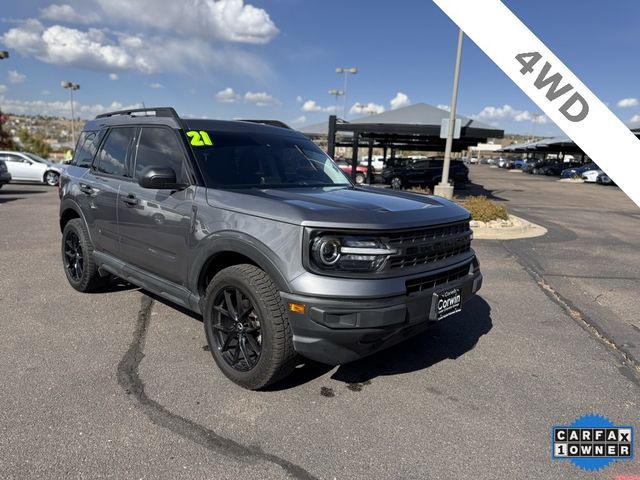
[0,151,67,186]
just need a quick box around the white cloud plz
[350,102,385,116]
[630,114,640,123]
[437,104,451,112]
[300,100,337,113]
[2,18,274,79]
[475,104,548,124]
[244,91,277,106]
[0,85,7,94]
[3,20,146,72]
[617,97,638,108]
[109,73,118,80]
[291,115,306,126]
[0,95,141,118]
[215,87,240,103]
[94,0,278,44]
[390,92,410,110]
[40,4,100,24]
[8,70,26,84]
[148,82,164,89]
[301,100,322,112]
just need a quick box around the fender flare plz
[190,232,292,295]
[59,198,92,240]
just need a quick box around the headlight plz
[310,234,398,273]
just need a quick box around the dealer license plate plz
[433,287,462,320]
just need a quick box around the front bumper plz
[281,269,482,365]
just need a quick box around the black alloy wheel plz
[203,264,297,389]
[63,230,84,282]
[211,286,262,372]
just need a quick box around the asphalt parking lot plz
[1,177,639,479]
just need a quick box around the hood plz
[205,186,470,230]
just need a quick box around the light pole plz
[61,81,80,145]
[335,67,357,119]
[531,112,543,142]
[328,89,344,116]
[434,28,464,200]
[0,51,9,144]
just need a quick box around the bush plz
[460,196,508,222]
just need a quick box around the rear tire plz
[203,264,297,390]
[354,173,366,185]
[61,218,106,292]
[390,176,403,189]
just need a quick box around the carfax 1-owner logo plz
[552,414,634,471]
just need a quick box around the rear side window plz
[134,127,188,183]
[73,131,101,168]
[95,127,136,177]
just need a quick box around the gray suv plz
[59,108,482,389]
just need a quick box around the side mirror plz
[138,166,183,189]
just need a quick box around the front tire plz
[354,173,366,185]
[44,171,59,186]
[203,264,297,390]
[61,219,107,292]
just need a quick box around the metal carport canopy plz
[328,102,503,153]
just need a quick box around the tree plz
[0,111,14,150]
[17,129,50,158]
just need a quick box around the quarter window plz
[134,127,188,183]
[95,127,135,176]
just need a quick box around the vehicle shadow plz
[270,295,493,390]
[0,188,49,195]
[455,181,510,202]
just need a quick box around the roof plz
[298,120,333,136]
[298,102,501,138]
[349,102,496,131]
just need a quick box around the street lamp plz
[434,28,464,200]
[0,51,9,143]
[335,67,357,119]
[328,89,344,116]
[61,81,80,145]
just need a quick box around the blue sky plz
[0,0,639,135]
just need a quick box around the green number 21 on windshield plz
[186,130,213,146]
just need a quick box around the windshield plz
[25,153,49,163]
[191,131,352,188]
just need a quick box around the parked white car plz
[0,151,66,186]
[581,169,603,183]
[358,155,385,173]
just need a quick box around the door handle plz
[122,194,139,206]
[79,183,94,195]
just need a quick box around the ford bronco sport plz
[59,107,482,389]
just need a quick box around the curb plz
[471,214,547,240]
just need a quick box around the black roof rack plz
[95,107,179,119]
[238,119,292,130]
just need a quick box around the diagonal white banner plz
[433,0,640,209]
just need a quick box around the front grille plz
[386,220,471,269]
[405,262,471,295]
